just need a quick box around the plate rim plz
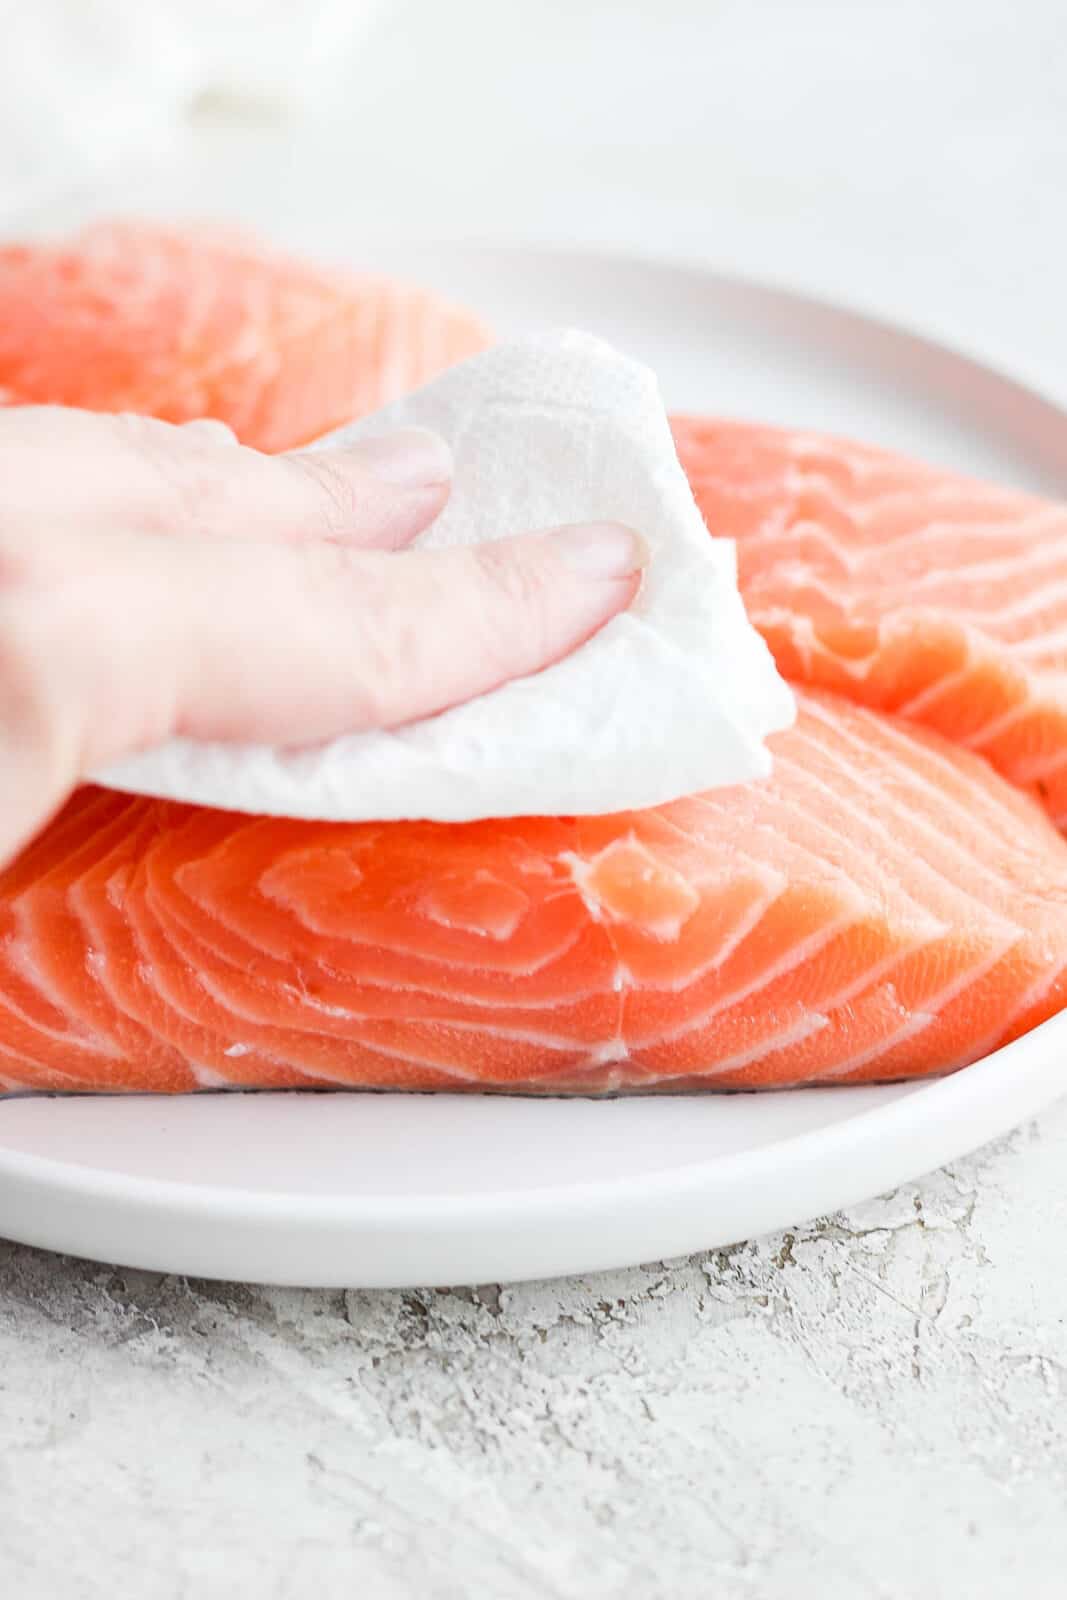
[312,233,1067,463]
[2,1011,1064,1223]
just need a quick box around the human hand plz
[0,408,646,866]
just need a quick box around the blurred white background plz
[4,0,1064,400]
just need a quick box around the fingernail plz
[352,427,453,490]
[550,522,649,579]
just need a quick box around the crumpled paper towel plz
[97,331,795,821]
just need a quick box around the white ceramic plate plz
[1,242,1066,1288]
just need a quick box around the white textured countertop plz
[5,1112,1067,1597]
[3,3,1067,1594]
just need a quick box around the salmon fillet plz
[1,224,1065,1092]
[0,221,492,451]
[1,689,1064,1094]
[674,417,1067,828]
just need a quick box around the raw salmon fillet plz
[2,690,1065,1095]
[674,417,1067,828]
[0,221,492,451]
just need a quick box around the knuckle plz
[470,540,551,660]
[298,545,396,728]
[110,412,241,536]
[290,454,365,537]
[112,412,191,472]
[474,539,546,606]
[349,617,402,729]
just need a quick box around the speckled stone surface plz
[3,1097,1066,1598]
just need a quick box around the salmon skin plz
[0,221,492,451]
[1,689,1065,1095]
[675,417,1067,829]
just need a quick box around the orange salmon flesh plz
[2,222,1067,1091]
[2,691,1066,1093]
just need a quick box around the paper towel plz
[97,331,795,821]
